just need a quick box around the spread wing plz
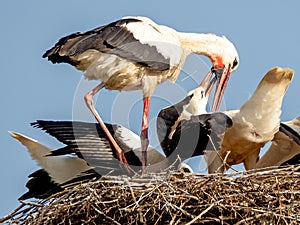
[31,120,141,175]
[162,112,232,161]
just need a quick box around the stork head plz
[184,70,217,115]
[209,36,239,112]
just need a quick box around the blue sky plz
[1,0,300,217]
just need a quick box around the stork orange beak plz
[211,65,231,112]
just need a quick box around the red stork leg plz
[84,82,129,165]
[140,97,150,174]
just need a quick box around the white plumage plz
[10,132,92,184]
[208,67,294,173]
[255,116,300,168]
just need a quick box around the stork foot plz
[117,151,129,165]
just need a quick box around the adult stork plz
[255,116,300,168]
[207,67,294,173]
[43,16,239,173]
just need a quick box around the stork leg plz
[84,82,129,166]
[140,97,150,174]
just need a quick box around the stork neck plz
[178,32,223,63]
[234,81,287,141]
[240,82,287,120]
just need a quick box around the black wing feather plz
[31,120,142,172]
[43,18,170,71]
[165,112,232,161]
[281,153,300,165]
[279,122,300,146]
[31,121,121,174]
[156,94,194,157]
[279,122,300,166]
[19,169,63,200]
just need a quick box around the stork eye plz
[231,57,238,69]
[201,91,204,98]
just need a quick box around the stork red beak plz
[211,65,231,112]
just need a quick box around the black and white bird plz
[43,16,239,173]
[12,112,231,199]
[29,120,168,174]
[207,67,294,173]
[255,116,300,168]
[157,71,232,164]
[11,123,166,199]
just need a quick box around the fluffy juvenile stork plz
[43,16,239,173]
[208,67,294,173]
[255,116,300,168]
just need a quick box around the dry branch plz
[1,165,300,224]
